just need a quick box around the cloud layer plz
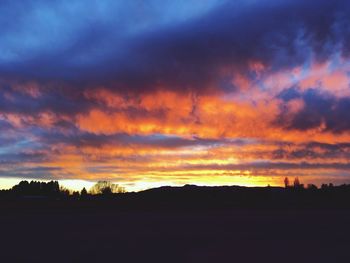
[1,0,350,190]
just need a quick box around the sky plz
[1,0,350,191]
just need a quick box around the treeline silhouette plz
[2,177,350,210]
[0,180,125,199]
[12,180,61,197]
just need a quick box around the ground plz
[1,206,349,262]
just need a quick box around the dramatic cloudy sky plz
[1,0,350,190]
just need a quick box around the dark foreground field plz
[1,205,350,263]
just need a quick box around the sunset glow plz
[1,0,350,191]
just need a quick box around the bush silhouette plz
[89,181,125,195]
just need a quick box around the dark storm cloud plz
[1,0,350,129]
[276,88,350,133]
[0,119,13,131]
[38,130,227,149]
[181,161,350,172]
[115,0,349,92]
[0,84,92,116]
[271,142,350,160]
[0,152,48,164]
[0,0,350,93]
[0,166,63,180]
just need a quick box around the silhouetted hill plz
[133,184,350,210]
[2,181,350,211]
[1,183,350,262]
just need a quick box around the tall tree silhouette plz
[81,187,88,198]
[284,177,290,188]
[293,177,304,189]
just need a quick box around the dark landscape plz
[2,0,350,262]
[1,181,350,262]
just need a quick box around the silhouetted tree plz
[307,184,318,190]
[72,191,80,199]
[321,184,328,190]
[101,186,112,195]
[81,187,88,198]
[293,177,304,189]
[12,180,61,197]
[293,177,300,187]
[59,186,70,197]
[284,177,290,188]
[89,181,125,195]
